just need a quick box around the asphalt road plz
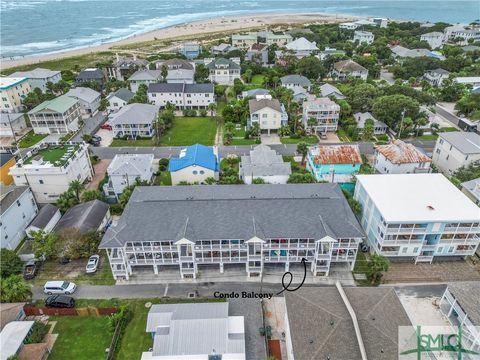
[435,105,461,128]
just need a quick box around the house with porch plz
[65,87,101,118]
[147,83,214,110]
[239,144,291,184]
[319,83,345,99]
[306,145,362,183]
[168,144,219,185]
[231,33,257,48]
[353,31,374,44]
[354,112,388,134]
[128,69,161,93]
[420,31,445,49]
[109,103,159,138]
[106,88,135,113]
[10,68,62,93]
[75,68,105,87]
[332,60,368,81]
[374,140,432,174]
[354,173,480,263]
[302,96,340,134]
[432,132,480,175]
[247,95,288,134]
[99,184,365,280]
[28,95,81,134]
[178,42,201,59]
[280,75,312,93]
[285,37,319,58]
[423,68,450,87]
[246,44,269,65]
[206,58,241,85]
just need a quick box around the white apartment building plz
[147,83,214,109]
[9,142,94,203]
[99,184,364,280]
[206,58,241,85]
[355,174,480,263]
[420,32,445,49]
[0,77,31,113]
[432,132,480,175]
[374,140,432,174]
[231,33,257,48]
[353,31,374,44]
[109,103,159,138]
[302,96,340,134]
[28,95,81,134]
[0,186,38,250]
[247,95,288,134]
[10,68,62,93]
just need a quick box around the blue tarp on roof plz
[168,144,219,172]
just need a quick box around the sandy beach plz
[1,12,362,70]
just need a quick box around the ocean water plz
[0,0,478,59]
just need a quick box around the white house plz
[423,68,450,87]
[248,95,288,134]
[332,60,368,81]
[374,140,432,174]
[148,83,214,110]
[280,75,312,92]
[0,186,37,250]
[420,31,445,49]
[26,203,61,238]
[319,83,345,99]
[239,144,292,184]
[355,173,480,263]
[141,303,245,360]
[444,25,480,45]
[206,58,241,85]
[106,88,135,113]
[302,96,340,134]
[103,154,154,198]
[433,132,480,175]
[455,76,480,88]
[168,144,219,185]
[66,87,101,118]
[461,177,480,206]
[10,68,62,93]
[353,112,388,135]
[285,37,319,58]
[0,321,36,360]
[28,95,81,134]
[231,33,258,48]
[9,142,94,203]
[110,103,159,138]
[339,22,360,30]
[128,69,161,93]
[0,113,27,137]
[353,31,374,44]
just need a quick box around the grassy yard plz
[224,126,257,145]
[49,316,112,360]
[336,128,351,142]
[280,135,318,144]
[18,131,47,148]
[153,171,172,185]
[159,117,217,146]
[416,127,458,140]
[353,251,370,286]
[250,74,265,86]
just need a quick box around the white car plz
[44,281,77,295]
[86,255,100,274]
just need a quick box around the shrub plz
[182,109,197,117]
[110,203,123,215]
[25,322,49,344]
[199,109,207,117]
[0,249,23,278]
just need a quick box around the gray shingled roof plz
[109,103,159,126]
[110,88,135,102]
[447,282,480,326]
[76,69,104,81]
[334,59,367,73]
[66,87,101,103]
[240,145,292,177]
[29,204,59,229]
[99,184,364,248]
[108,154,153,177]
[0,152,14,167]
[280,75,312,87]
[0,113,24,125]
[285,287,412,360]
[128,69,161,81]
[55,200,109,234]
[0,186,29,216]
[248,98,282,113]
[206,58,241,70]
[10,68,61,79]
[438,132,480,154]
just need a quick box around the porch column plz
[153,265,158,275]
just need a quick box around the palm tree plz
[367,254,390,285]
[297,141,309,166]
[224,121,235,133]
[208,102,217,117]
[68,180,85,202]
[0,275,32,302]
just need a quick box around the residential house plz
[0,153,16,185]
[148,83,214,109]
[10,68,62,93]
[374,140,432,174]
[206,58,241,85]
[239,144,292,184]
[439,282,480,353]
[319,83,345,100]
[65,87,101,118]
[317,48,346,61]
[103,154,154,198]
[210,43,237,55]
[246,43,269,65]
[55,199,110,235]
[454,76,480,88]
[0,186,37,249]
[141,303,245,360]
[0,321,36,360]
[75,68,105,86]
[307,145,362,183]
[284,285,411,360]
[354,112,388,135]
[353,30,374,44]
[285,37,319,58]
[9,142,94,203]
[433,132,480,174]
[168,144,219,185]
[0,303,26,331]
[354,173,480,262]
[240,88,270,99]
[28,95,81,134]
[106,55,148,81]
[302,96,340,134]
[280,75,312,92]
[424,68,450,87]
[155,58,195,84]
[0,77,31,113]
[263,32,292,46]
[231,33,257,48]
[109,103,159,138]
[99,184,364,279]
[444,25,480,45]
[390,45,445,61]
[371,17,389,27]
[106,88,135,113]
[420,31,445,49]
[339,22,360,30]
[178,42,201,59]
[332,60,368,81]
[462,45,480,53]
[26,203,61,238]
[461,177,480,205]
[0,113,27,137]
[128,69,161,93]
[248,95,288,134]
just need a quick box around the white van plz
[43,281,77,295]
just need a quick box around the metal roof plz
[320,83,344,98]
[285,37,318,51]
[10,68,60,79]
[99,184,364,248]
[312,145,362,165]
[375,140,430,164]
[438,132,480,154]
[461,177,480,202]
[0,321,35,360]
[28,95,78,114]
[108,154,154,177]
[128,69,161,81]
[168,144,219,172]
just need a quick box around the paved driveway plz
[95,128,113,146]
[71,112,105,142]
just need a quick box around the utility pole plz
[398,108,406,139]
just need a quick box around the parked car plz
[100,123,112,130]
[44,281,77,295]
[45,295,75,308]
[86,255,100,274]
[92,135,102,142]
[23,259,40,280]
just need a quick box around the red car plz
[100,123,112,130]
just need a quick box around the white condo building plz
[433,132,480,175]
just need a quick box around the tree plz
[31,230,59,260]
[455,93,480,117]
[307,117,317,129]
[62,230,102,259]
[214,85,227,99]
[82,134,92,143]
[98,97,109,112]
[208,103,217,117]
[287,172,316,183]
[194,64,209,83]
[361,119,374,141]
[296,56,326,80]
[371,95,420,132]
[244,69,253,83]
[160,65,168,80]
[0,249,23,278]
[296,141,309,165]
[367,254,390,285]
[69,180,85,202]
[128,84,148,104]
[452,161,480,183]
[252,178,266,184]
[81,190,102,202]
[119,186,135,209]
[0,275,31,302]
[346,83,380,112]
[233,78,244,96]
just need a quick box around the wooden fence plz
[24,306,118,317]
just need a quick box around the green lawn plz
[49,316,112,360]
[280,136,318,144]
[224,126,257,145]
[251,74,265,86]
[353,251,370,286]
[23,144,79,166]
[18,131,47,148]
[154,171,172,185]
[336,128,351,142]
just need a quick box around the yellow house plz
[0,77,31,113]
[0,153,16,185]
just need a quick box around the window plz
[199,170,204,174]
[402,248,407,254]
[193,170,198,175]
[39,180,44,184]
[413,247,419,253]
[16,200,21,207]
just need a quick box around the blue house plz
[168,144,219,185]
[306,144,362,183]
[178,42,201,59]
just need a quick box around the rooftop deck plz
[23,144,80,167]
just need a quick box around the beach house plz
[106,88,135,113]
[246,44,269,65]
[302,96,340,134]
[353,112,388,135]
[168,144,219,185]
[239,144,292,184]
[231,33,258,48]
[147,83,214,110]
[178,42,201,59]
[420,32,445,49]
[75,68,105,86]
[0,113,27,137]
[423,68,450,87]
[28,95,82,134]
[206,58,241,85]
[10,68,62,93]
[285,37,319,58]
[0,77,31,113]
[109,103,159,138]
[319,83,345,99]
[128,69,161,93]
[247,95,288,134]
[433,132,480,175]
[353,31,374,44]
[66,87,101,118]
[332,60,368,81]
[374,140,432,174]
[155,58,195,84]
